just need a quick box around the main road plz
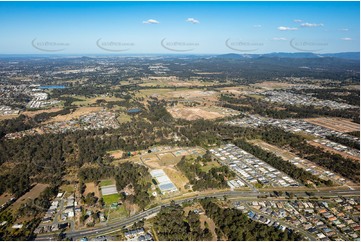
[35,188,359,241]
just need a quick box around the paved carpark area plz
[210,144,300,187]
[101,185,118,195]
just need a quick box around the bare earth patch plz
[0,193,13,206]
[9,183,49,212]
[199,214,218,241]
[84,182,101,198]
[251,81,296,89]
[305,118,359,133]
[167,107,224,120]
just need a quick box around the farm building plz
[150,169,178,194]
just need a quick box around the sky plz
[0,1,359,54]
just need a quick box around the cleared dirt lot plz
[9,183,48,212]
[0,193,13,206]
[108,150,124,159]
[84,182,101,198]
[200,214,218,240]
[251,81,296,89]
[304,118,359,133]
[139,77,220,88]
[167,106,224,120]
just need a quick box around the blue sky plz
[0,1,359,54]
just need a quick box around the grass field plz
[59,184,75,193]
[108,204,128,221]
[246,94,264,100]
[103,193,120,205]
[164,167,190,192]
[99,179,115,187]
[117,113,132,123]
[69,96,124,106]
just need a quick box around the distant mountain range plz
[216,52,360,60]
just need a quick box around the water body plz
[39,85,66,89]
[127,108,141,114]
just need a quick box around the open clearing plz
[9,184,48,212]
[199,214,218,240]
[138,88,220,104]
[59,184,75,193]
[200,161,221,173]
[103,193,120,206]
[305,118,359,133]
[251,81,296,89]
[116,113,131,124]
[167,106,224,120]
[84,182,101,198]
[108,150,124,159]
[108,204,128,221]
[138,77,220,88]
[99,179,115,187]
[0,193,13,206]
[0,114,20,121]
[69,95,124,106]
[44,106,102,123]
[112,147,204,192]
[163,167,190,192]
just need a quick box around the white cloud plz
[300,22,324,27]
[253,24,262,28]
[272,37,287,41]
[186,18,199,24]
[293,19,303,23]
[339,28,349,31]
[142,19,160,24]
[277,26,298,31]
[341,37,352,41]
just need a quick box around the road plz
[35,188,359,241]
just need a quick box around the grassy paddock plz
[103,193,120,205]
